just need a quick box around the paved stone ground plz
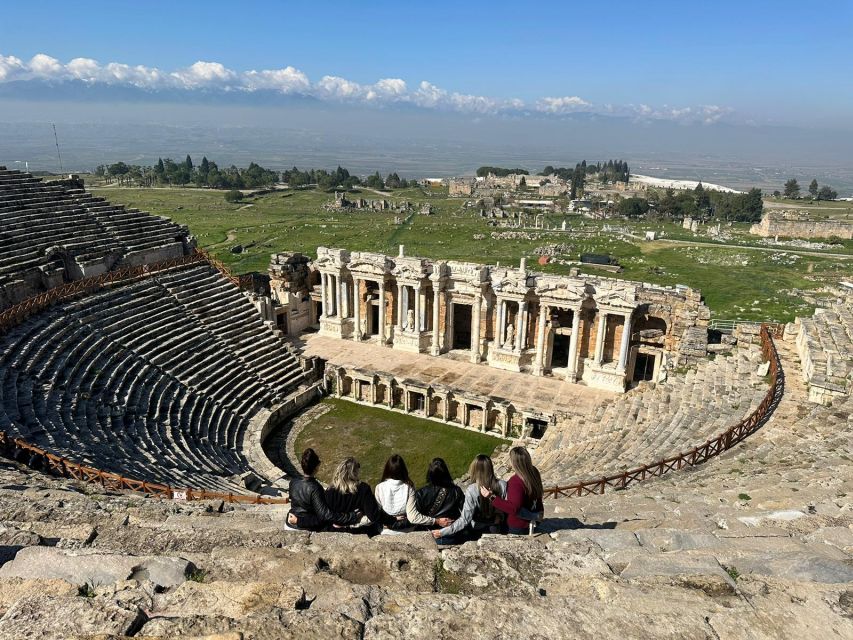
[297,334,613,417]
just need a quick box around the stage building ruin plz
[268,246,710,394]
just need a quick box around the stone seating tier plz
[0,169,189,303]
[0,264,310,492]
[534,346,769,483]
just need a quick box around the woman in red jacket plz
[480,446,544,535]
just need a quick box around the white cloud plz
[536,96,592,113]
[243,66,310,93]
[28,54,64,77]
[0,55,25,81]
[170,61,236,89]
[66,57,103,82]
[0,51,734,124]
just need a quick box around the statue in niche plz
[406,308,416,332]
[503,323,515,349]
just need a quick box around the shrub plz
[224,189,243,203]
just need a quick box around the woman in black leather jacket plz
[286,448,361,531]
[414,458,464,531]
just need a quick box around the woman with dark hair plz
[480,446,544,535]
[415,458,464,538]
[324,457,393,535]
[374,454,453,534]
[286,448,361,531]
[432,454,507,545]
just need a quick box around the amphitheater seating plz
[0,263,308,492]
[0,167,189,308]
[796,293,852,403]
[534,346,769,484]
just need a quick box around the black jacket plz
[415,483,464,520]
[288,476,360,531]
[325,482,395,527]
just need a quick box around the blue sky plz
[1,0,852,128]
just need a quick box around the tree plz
[224,189,243,203]
[617,197,650,218]
[817,185,838,201]
[694,182,711,217]
[185,154,193,171]
[365,172,385,190]
[772,190,781,197]
[809,179,819,198]
[519,176,527,188]
[783,178,800,198]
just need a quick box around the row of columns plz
[333,369,514,436]
[324,273,632,379]
[496,299,530,352]
[529,306,633,380]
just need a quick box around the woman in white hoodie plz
[374,454,454,533]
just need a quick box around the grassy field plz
[90,184,852,322]
[293,398,504,487]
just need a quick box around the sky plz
[1,0,851,129]
[1,0,852,188]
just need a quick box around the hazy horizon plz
[1,0,851,193]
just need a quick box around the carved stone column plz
[414,283,422,332]
[320,273,328,318]
[617,311,633,371]
[339,279,347,318]
[470,294,482,363]
[567,307,582,381]
[516,301,528,352]
[352,277,361,340]
[497,300,506,346]
[533,304,548,376]
[430,285,441,356]
[396,283,404,330]
[378,281,387,345]
[594,310,608,364]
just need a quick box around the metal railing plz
[709,319,783,334]
[544,323,784,499]
[0,248,287,504]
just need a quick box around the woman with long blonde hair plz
[431,454,507,544]
[323,457,389,535]
[480,446,544,535]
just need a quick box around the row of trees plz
[541,160,630,183]
[781,178,838,201]
[96,158,412,192]
[95,156,280,190]
[618,183,763,223]
[476,166,529,177]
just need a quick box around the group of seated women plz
[285,446,544,544]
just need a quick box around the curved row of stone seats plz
[0,171,121,282]
[0,263,309,492]
[75,192,189,256]
[534,346,768,484]
[0,167,190,309]
[155,265,306,396]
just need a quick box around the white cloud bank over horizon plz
[0,53,731,125]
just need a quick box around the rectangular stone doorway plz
[633,352,656,382]
[452,303,472,350]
